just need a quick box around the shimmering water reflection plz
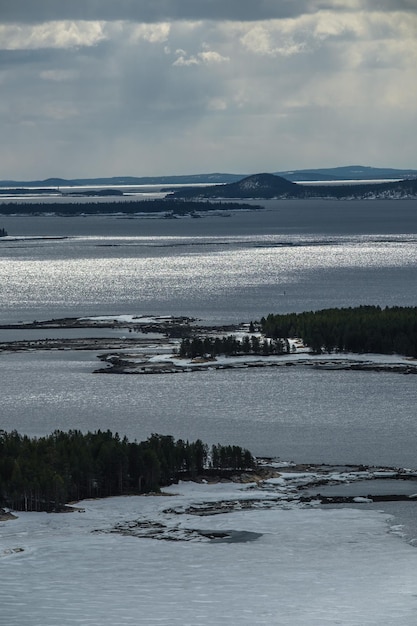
[1,204,417,467]
[1,234,417,324]
[1,351,416,468]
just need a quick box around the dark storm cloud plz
[0,0,353,25]
[364,0,417,11]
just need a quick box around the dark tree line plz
[260,306,417,356]
[0,199,260,216]
[211,444,254,471]
[0,227,7,236]
[0,430,254,512]
[178,335,287,358]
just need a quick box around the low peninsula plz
[1,307,417,376]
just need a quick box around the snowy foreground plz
[2,473,417,625]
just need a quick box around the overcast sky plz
[1,1,416,178]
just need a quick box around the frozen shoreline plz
[2,471,417,625]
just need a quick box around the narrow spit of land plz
[1,311,417,375]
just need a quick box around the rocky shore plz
[0,508,17,521]
[1,314,416,376]
[94,354,417,375]
[91,461,417,542]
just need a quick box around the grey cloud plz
[0,49,46,67]
[0,43,104,70]
[0,47,78,69]
[363,0,417,11]
[1,1,416,179]
[0,0,353,25]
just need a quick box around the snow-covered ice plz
[78,314,175,324]
[1,479,417,625]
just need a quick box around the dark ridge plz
[169,173,417,200]
[0,173,244,188]
[2,166,417,188]
[277,165,417,181]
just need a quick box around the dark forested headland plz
[0,430,254,513]
[260,305,417,356]
[0,199,260,216]
[177,306,417,359]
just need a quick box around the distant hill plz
[1,165,416,188]
[0,173,243,188]
[169,173,299,199]
[0,165,417,190]
[276,165,417,182]
[169,173,417,200]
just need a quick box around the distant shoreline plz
[0,197,262,217]
[1,315,416,376]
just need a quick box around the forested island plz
[259,306,417,356]
[0,430,254,513]
[176,306,417,359]
[0,198,260,216]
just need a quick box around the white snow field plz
[2,479,417,626]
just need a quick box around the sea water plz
[0,199,417,465]
[0,352,416,467]
[1,199,417,324]
[2,199,417,626]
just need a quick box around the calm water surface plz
[0,351,416,467]
[1,200,417,465]
[1,200,417,324]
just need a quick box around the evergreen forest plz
[260,306,417,356]
[0,199,259,216]
[0,430,254,513]
[178,334,286,358]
